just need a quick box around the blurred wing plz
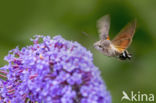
[112,19,136,52]
[97,14,110,40]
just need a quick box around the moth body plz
[94,40,118,57]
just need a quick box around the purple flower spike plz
[0,35,111,103]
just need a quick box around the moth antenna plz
[81,31,95,49]
[82,31,89,37]
[81,31,95,41]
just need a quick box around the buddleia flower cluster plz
[0,35,111,103]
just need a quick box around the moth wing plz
[97,14,110,40]
[112,19,136,52]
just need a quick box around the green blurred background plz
[0,0,156,102]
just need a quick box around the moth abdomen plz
[119,51,131,60]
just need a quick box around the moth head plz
[94,40,111,50]
[94,40,102,51]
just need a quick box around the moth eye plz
[99,45,102,48]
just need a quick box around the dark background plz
[0,0,156,102]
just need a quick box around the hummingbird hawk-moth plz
[94,14,136,60]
